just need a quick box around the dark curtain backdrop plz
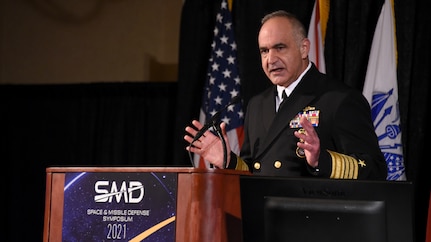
[2,83,179,241]
[174,0,431,241]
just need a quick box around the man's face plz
[258,17,309,87]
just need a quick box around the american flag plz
[194,0,244,168]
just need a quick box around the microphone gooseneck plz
[191,96,241,144]
[188,96,241,167]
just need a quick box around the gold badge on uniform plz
[296,128,306,158]
[289,106,320,128]
[290,107,319,158]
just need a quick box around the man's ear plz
[301,38,310,59]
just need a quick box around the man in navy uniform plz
[184,10,386,180]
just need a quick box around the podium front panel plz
[44,167,248,242]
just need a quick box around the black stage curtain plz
[174,0,431,241]
[2,82,179,241]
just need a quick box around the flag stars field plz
[195,0,244,167]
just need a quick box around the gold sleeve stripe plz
[347,157,354,178]
[347,156,353,178]
[340,154,346,178]
[352,157,359,179]
[332,152,341,178]
[353,158,359,178]
[342,155,349,178]
[328,150,359,179]
[235,156,250,171]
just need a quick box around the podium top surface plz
[46,166,251,176]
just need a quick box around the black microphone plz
[191,96,241,144]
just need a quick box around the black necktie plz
[282,90,288,100]
[279,90,288,110]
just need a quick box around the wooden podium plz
[43,167,250,242]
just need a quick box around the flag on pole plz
[307,0,330,73]
[194,0,244,168]
[362,0,406,180]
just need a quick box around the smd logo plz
[94,180,144,203]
